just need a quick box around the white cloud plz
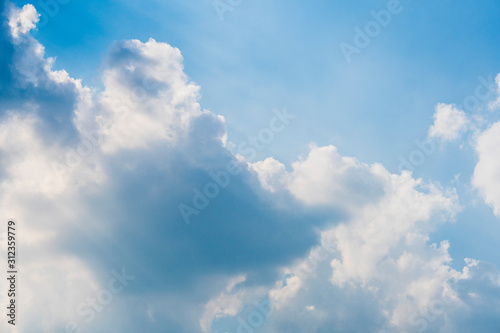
[228,140,500,332]
[95,38,204,153]
[8,4,39,40]
[249,145,386,212]
[472,121,500,216]
[270,147,461,331]
[249,157,287,192]
[219,145,500,332]
[199,275,272,333]
[429,103,469,141]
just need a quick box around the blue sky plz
[2,0,500,332]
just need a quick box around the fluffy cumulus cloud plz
[207,147,500,333]
[1,3,500,333]
[472,121,500,216]
[7,3,38,39]
[94,38,203,153]
[240,150,460,332]
[428,103,469,141]
[250,145,386,211]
